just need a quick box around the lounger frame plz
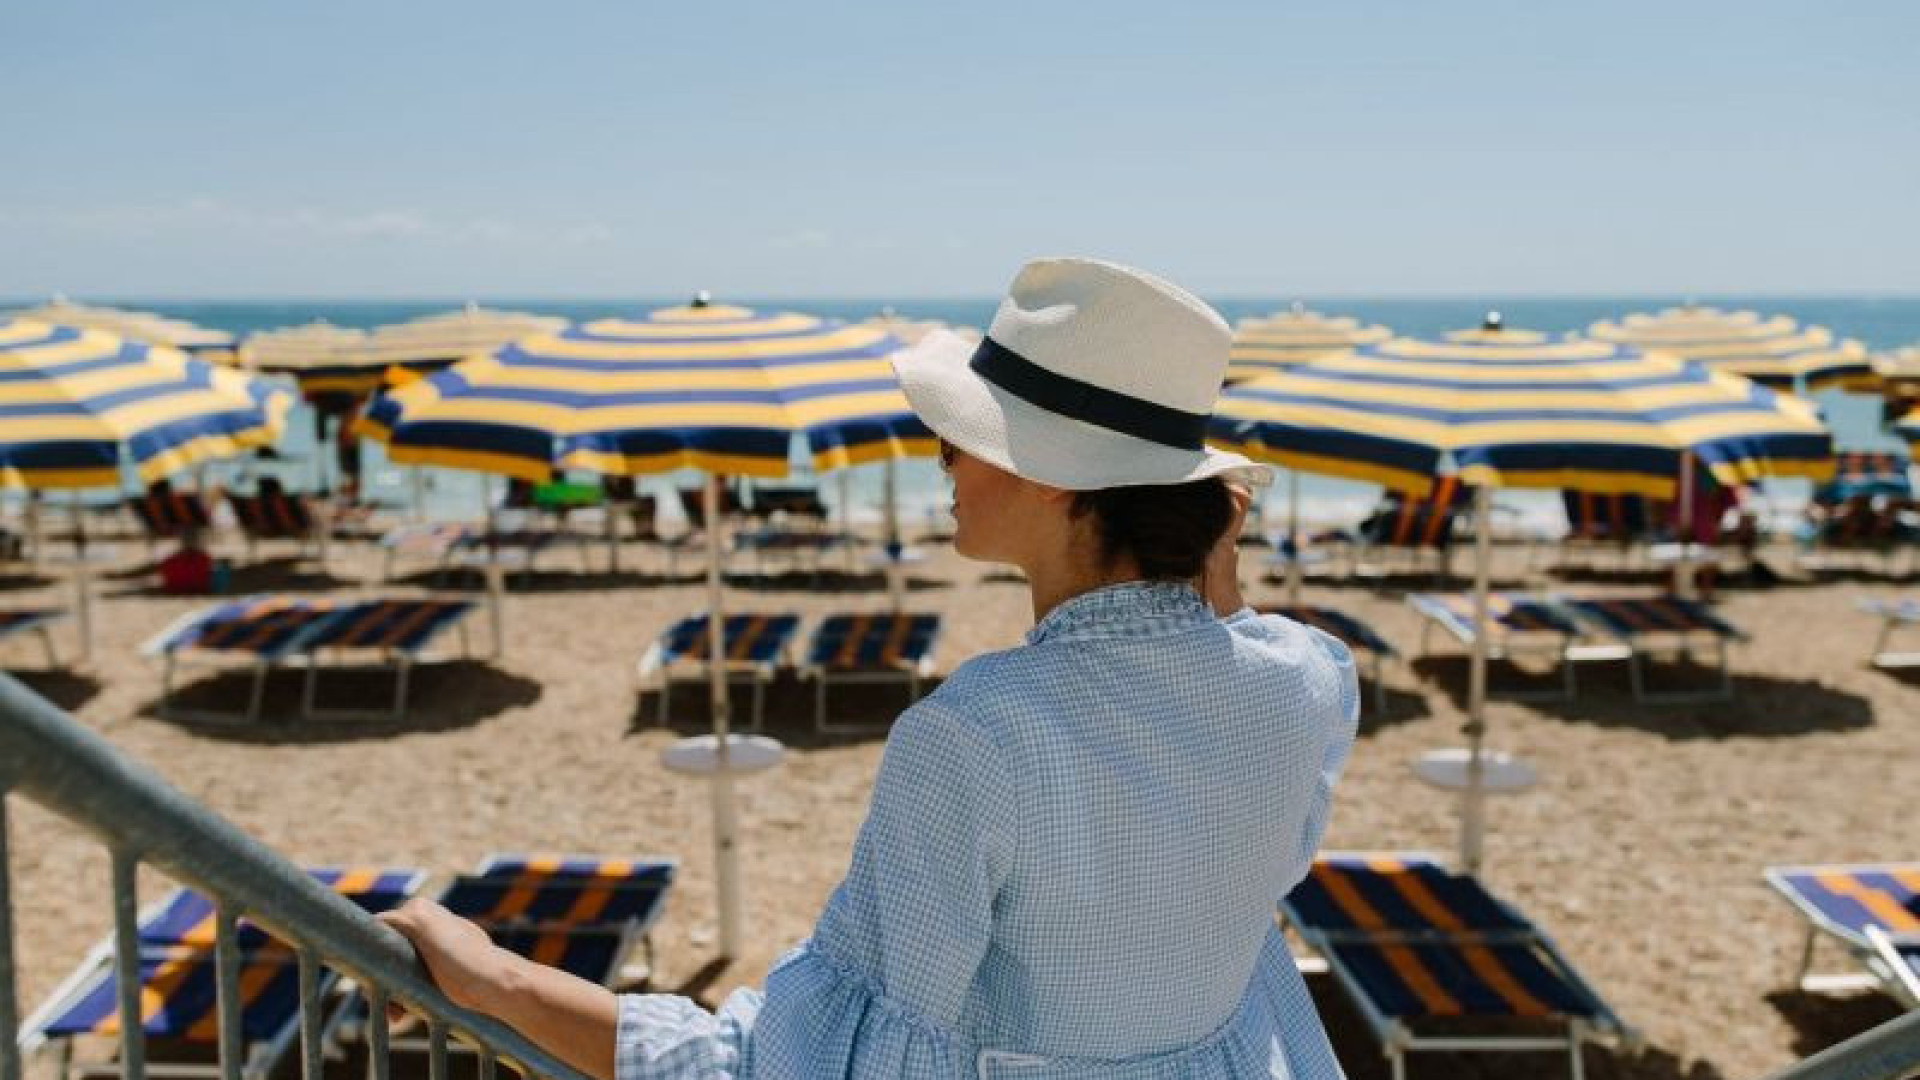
[0,609,67,669]
[1865,926,1920,1007]
[1764,862,1920,996]
[801,615,942,733]
[1555,596,1745,703]
[1409,594,1621,701]
[636,616,796,731]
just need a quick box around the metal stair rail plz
[0,673,597,1080]
[1758,1010,1920,1080]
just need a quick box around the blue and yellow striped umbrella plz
[1,318,291,489]
[1588,305,1872,391]
[359,302,926,480]
[1226,304,1393,382]
[1212,324,1833,498]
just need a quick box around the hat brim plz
[891,330,1269,491]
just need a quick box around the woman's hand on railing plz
[379,897,517,1017]
[380,896,622,1080]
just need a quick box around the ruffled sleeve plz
[615,692,1016,1079]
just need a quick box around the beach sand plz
[4,525,1913,1080]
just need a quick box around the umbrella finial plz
[691,290,713,309]
[1291,300,1306,315]
[1482,311,1504,332]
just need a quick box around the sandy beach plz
[4,522,1914,1080]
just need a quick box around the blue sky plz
[4,2,1916,298]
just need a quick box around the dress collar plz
[1025,580,1211,645]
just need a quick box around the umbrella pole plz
[409,468,427,523]
[69,491,93,664]
[884,456,903,613]
[838,469,855,573]
[24,491,42,567]
[1460,484,1493,873]
[1287,467,1304,606]
[704,475,743,959]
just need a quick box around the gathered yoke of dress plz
[617,581,1361,1080]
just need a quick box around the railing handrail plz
[0,672,595,1080]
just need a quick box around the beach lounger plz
[1859,598,1920,669]
[637,613,800,730]
[1281,853,1631,1080]
[732,526,856,577]
[143,595,475,721]
[1558,492,1670,569]
[21,867,424,1080]
[801,612,942,732]
[335,855,676,1056]
[0,607,68,669]
[1555,594,1747,702]
[1258,605,1394,713]
[1765,862,1920,997]
[747,485,830,524]
[1815,450,1912,505]
[1409,592,1609,700]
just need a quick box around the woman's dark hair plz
[1069,478,1234,579]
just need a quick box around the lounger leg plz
[1628,652,1647,702]
[162,653,177,713]
[657,677,672,728]
[751,677,765,732]
[55,1036,72,1080]
[37,625,57,667]
[814,674,827,732]
[1717,638,1732,699]
[393,658,411,719]
[248,662,268,723]
[1370,655,1385,714]
[302,659,320,718]
[1561,649,1577,700]
[1389,1047,1406,1080]
[1795,926,1819,986]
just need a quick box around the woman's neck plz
[1024,542,1145,624]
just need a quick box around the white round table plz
[660,734,786,776]
[1410,748,1538,794]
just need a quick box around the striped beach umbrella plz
[1588,304,1872,391]
[1226,303,1392,382]
[1,318,290,489]
[362,304,567,370]
[10,298,237,364]
[360,298,917,959]
[359,302,927,478]
[1213,320,1831,871]
[240,321,379,395]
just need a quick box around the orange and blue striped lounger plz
[1281,854,1630,1080]
[1259,606,1395,713]
[0,607,68,669]
[1557,594,1746,702]
[1408,593,1602,701]
[637,612,800,730]
[1764,863,1920,998]
[144,596,474,722]
[126,490,212,550]
[224,490,321,560]
[801,613,942,732]
[22,867,424,1080]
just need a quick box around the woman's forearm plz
[479,950,621,1080]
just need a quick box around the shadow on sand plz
[1764,987,1906,1062]
[6,667,104,711]
[140,659,540,744]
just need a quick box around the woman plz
[385,258,1360,1079]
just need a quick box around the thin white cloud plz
[0,198,613,247]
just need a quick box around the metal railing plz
[1758,1011,1920,1080]
[0,673,595,1080]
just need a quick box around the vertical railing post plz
[0,794,21,1080]
[213,907,243,1080]
[297,949,322,1080]
[428,1020,449,1080]
[366,987,391,1080]
[110,850,146,1080]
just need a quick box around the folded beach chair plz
[1281,853,1631,1080]
[1408,592,1609,700]
[0,607,68,669]
[21,867,424,1080]
[1554,594,1747,702]
[143,595,475,722]
[801,612,942,732]
[637,612,800,730]
[224,488,323,560]
[1258,605,1394,713]
[1764,862,1920,998]
[1859,598,1920,669]
[127,487,213,554]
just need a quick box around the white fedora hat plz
[892,256,1267,490]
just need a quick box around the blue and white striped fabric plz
[615,582,1360,1079]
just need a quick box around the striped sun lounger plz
[1282,853,1631,1080]
[1555,594,1746,702]
[1765,863,1920,998]
[1860,598,1920,669]
[801,613,942,732]
[0,608,68,669]
[22,867,425,1080]
[637,613,800,730]
[1259,606,1395,714]
[144,596,475,722]
[1409,592,1604,701]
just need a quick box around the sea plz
[18,296,1920,533]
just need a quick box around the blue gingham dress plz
[618,582,1359,1079]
